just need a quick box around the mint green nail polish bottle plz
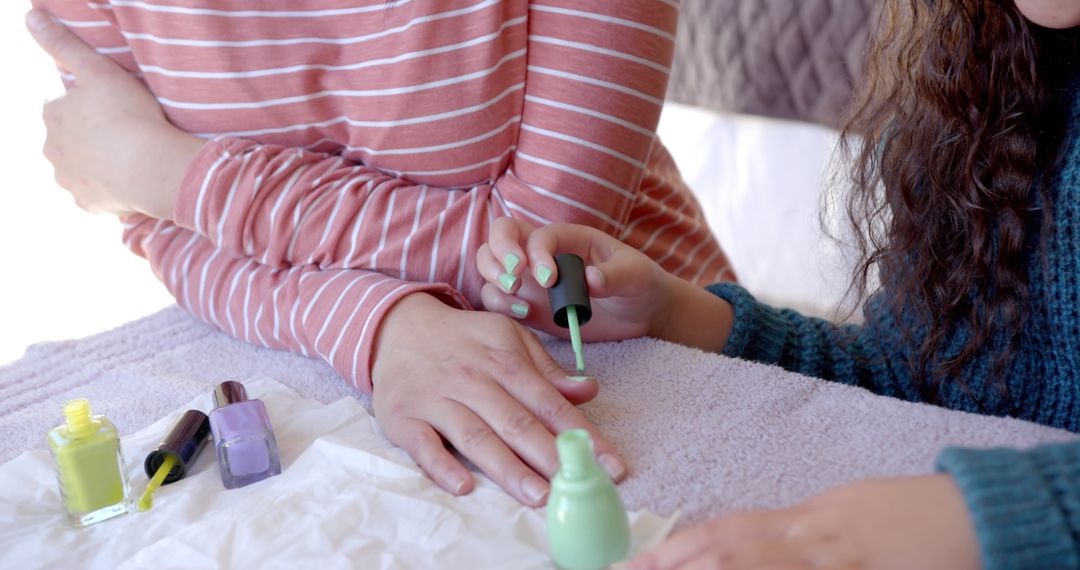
[547,429,630,570]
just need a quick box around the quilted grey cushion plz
[667,0,880,128]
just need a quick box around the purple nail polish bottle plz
[208,381,281,489]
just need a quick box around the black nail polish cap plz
[143,409,211,485]
[213,381,249,408]
[548,253,592,327]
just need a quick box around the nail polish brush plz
[138,455,177,511]
[138,409,211,511]
[548,253,592,373]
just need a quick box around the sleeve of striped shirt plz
[121,213,471,393]
[173,0,679,280]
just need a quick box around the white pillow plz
[657,103,857,319]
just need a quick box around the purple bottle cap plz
[143,409,211,484]
[213,381,250,408]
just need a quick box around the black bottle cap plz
[213,381,249,408]
[143,409,211,484]
[548,253,592,328]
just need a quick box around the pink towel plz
[2,306,1074,523]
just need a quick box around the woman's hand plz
[27,10,201,219]
[476,218,676,342]
[370,292,628,506]
[477,218,734,353]
[627,475,981,570]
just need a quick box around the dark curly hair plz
[837,0,1079,402]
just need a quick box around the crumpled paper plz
[0,377,676,569]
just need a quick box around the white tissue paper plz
[0,377,676,569]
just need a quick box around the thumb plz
[26,10,113,77]
[584,246,659,300]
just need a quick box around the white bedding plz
[0,378,675,569]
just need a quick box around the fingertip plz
[497,272,520,294]
[534,264,555,288]
[521,474,551,507]
[598,452,628,483]
[510,302,530,319]
[585,265,606,292]
[490,217,527,275]
[552,375,599,405]
[25,10,51,34]
[501,251,523,275]
[425,451,474,496]
[444,469,474,496]
[525,228,560,287]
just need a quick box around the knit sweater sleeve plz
[936,442,1080,569]
[706,282,915,399]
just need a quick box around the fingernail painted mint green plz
[535,265,553,287]
[547,429,630,570]
[566,375,593,382]
[566,305,586,372]
[503,252,520,274]
[511,303,529,318]
[47,399,131,526]
[499,272,519,292]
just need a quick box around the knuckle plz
[535,398,575,427]
[53,172,71,189]
[535,357,565,381]
[484,346,525,377]
[402,428,437,459]
[41,141,56,162]
[502,412,539,442]
[446,361,483,388]
[458,423,495,452]
[382,400,410,421]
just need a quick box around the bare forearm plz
[651,274,733,354]
[130,126,204,220]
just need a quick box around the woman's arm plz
[706,282,922,401]
[85,0,694,284]
[628,440,1080,570]
[937,440,1080,568]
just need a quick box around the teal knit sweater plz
[707,85,1080,568]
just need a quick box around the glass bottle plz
[47,398,131,526]
[208,381,281,489]
[546,429,630,570]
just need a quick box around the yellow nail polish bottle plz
[46,399,131,526]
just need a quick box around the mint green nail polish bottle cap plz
[547,429,630,570]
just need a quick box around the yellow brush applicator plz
[138,455,177,511]
[137,409,212,512]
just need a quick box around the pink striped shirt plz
[43,0,730,393]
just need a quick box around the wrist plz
[371,292,450,383]
[651,274,733,353]
[130,125,205,220]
